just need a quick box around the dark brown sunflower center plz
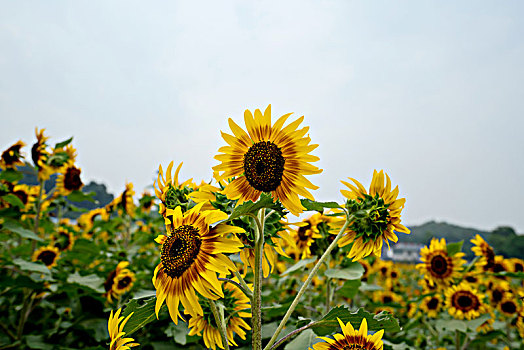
[2,145,22,165]
[493,262,505,273]
[117,276,132,290]
[161,225,201,278]
[37,250,57,266]
[390,271,398,278]
[243,141,285,192]
[429,254,450,277]
[64,167,82,191]
[515,262,524,272]
[492,289,503,303]
[452,291,479,312]
[484,247,495,269]
[501,301,517,314]
[383,296,393,304]
[13,190,29,205]
[465,275,478,283]
[297,223,312,241]
[338,343,366,350]
[427,297,439,310]
[104,270,117,292]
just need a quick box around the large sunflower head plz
[32,246,60,269]
[154,161,195,217]
[416,238,466,287]
[445,282,489,320]
[153,203,244,324]
[0,140,25,169]
[470,234,495,273]
[213,104,322,216]
[188,282,251,350]
[311,318,384,350]
[55,165,83,196]
[108,308,139,350]
[338,170,410,261]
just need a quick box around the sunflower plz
[0,140,25,169]
[104,262,135,303]
[138,191,155,213]
[471,234,495,273]
[153,202,244,324]
[213,104,322,216]
[492,255,510,278]
[498,293,519,317]
[78,207,109,233]
[517,309,524,340]
[445,282,488,320]
[487,280,510,306]
[187,182,221,211]
[55,165,83,196]
[108,308,139,350]
[32,246,60,269]
[372,290,402,314]
[47,144,77,175]
[338,170,410,261]
[188,282,251,350]
[286,214,324,259]
[31,128,52,180]
[360,259,372,282]
[416,238,466,287]
[107,183,135,217]
[154,161,195,217]
[11,184,39,211]
[311,318,384,350]
[52,227,75,251]
[420,295,443,318]
[509,258,524,273]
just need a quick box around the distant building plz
[382,242,423,262]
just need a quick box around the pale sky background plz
[1,1,523,232]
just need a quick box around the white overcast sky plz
[1,1,523,232]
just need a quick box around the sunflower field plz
[1,105,523,350]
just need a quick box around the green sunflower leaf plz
[54,137,73,150]
[2,221,43,241]
[280,257,317,276]
[1,194,25,208]
[310,306,401,335]
[0,168,24,182]
[446,240,463,256]
[284,328,316,350]
[121,297,160,337]
[12,258,51,275]
[300,199,341,212]
[338,279,362,299]
[324,262,364,280]
[226,192,286,222]
[493,271,524,279]
[66,271,105,293]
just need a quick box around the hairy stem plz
[252,208,266,350]
[264,212,351,350]
[209,300,230,350]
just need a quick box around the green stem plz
[455,330,460,350]
[209,300,230,350]
[31,180,44,252]
[264,212,352,350]
[325,254,332,314]
[252,208,265,350]
[233,270,254,300]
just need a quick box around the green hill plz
[407,221,524,259]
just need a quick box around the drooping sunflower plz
[445,282,489,320]
[47,144,77,175]
[213,104,322,216]
[31,128,52,180]
[153,202,244,324]
[51,227,75,251]
[338,170,410,261]
[108,308,139,350]
[107,183,135,217]
[0,140,25,169]
[420,294,443,318]
[188,282,251,350]
[311,318,384,350]
[55,165,83,196]
[471,234,495,273]
[104,261,135,303]
[77,207,109,233]
[416,238,466,287]
[32,246,60,269]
